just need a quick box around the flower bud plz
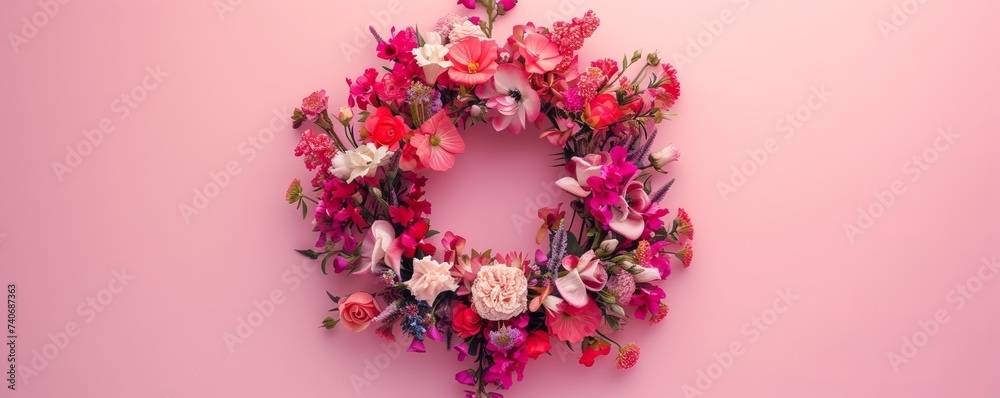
[646,52,661,66]
[649,144,680,172]
[336,106,354,126]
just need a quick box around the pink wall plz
[1,0,998,396]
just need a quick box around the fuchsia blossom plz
[376,27,418,66]
[476,64,540,134]
[347,68,378,110]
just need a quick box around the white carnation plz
[330,143,392,183]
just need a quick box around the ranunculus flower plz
[446,37,498,86]
[517,33,562,74]
[404,256,459,303]
[582,93,623,129]
[545,299,601,344]
[339,292,382,332]
[330,142,393,183]
[363,106,409,151]
[301,90,328,122]
[555,152,607,197]
[470,264,528,321]
[475,64,541,134]
[649,144,680,172]
[522,330,551,360]
[554,250,608,308]
[608,180,649,240]
[410,110,466,171]
[357,220,396,274]
[412,43,454,84]
[451,302,483,338]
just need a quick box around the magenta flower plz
[457,0,476,9]
[497,0,517,11]
[476,64,540,134]
[347,68,378,110]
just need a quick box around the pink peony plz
[476,64,541,134]
[545,299,601,343]
[470,264,528,321]
[446,37,498,86]
[409,110,466,171]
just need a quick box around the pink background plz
[2,0,999,397]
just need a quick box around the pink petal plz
[555,270,590,308]
[556,177,589,197]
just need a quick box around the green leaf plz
[631,49,643,64]
[321,252,337,275]
[415,25,426,47]
[301,201,309,219]
[295,249,321,260]
[321,316,339,330]
[326,291,341,304]
[425,229,440,238]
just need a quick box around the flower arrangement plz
[284,1,694,396]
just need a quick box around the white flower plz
[404,257,459,303]
[649,144,680,172]
[411,44,453,84]
[621,261,661,283]
[357,220,395,274]
[330,143,392,183]
[470,264,528,321]
[448,20,487,43]
[422,31,444,46]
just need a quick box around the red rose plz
[451,302,483,338]
[582,93,624,129]
[364,106,409,151]
[523,330,552,360]
[578,337,610,367]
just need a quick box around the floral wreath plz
[284,1,694,396]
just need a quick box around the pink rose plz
[339,292,382,332]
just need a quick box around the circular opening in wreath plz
[422,123,567,253]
